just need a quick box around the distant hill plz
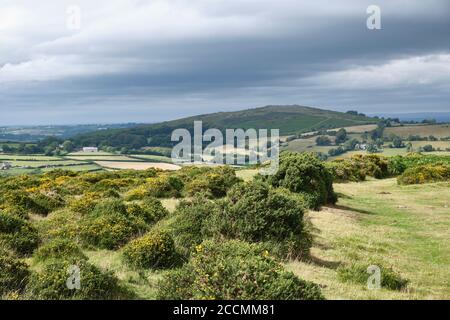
[71,105,377,149]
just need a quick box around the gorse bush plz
[337,262,409,291]
[0,190,48,215]
[397,164,450,185]
[29,192,65,215]
[0,211,39,256]
[186,166,241,198]
[68,192,102,214]
[263,152,336,209]
[34,238,87,262]
[126,197,168,225]
[0,248,30,296]
[26,259,128,300]
[125,175,184,200]
[122,230,178,269]
[157,240,324,300]
[171,196,221,256]
[208,181,311,259]
[80,199,147,249]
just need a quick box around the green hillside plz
[71,105,377,149]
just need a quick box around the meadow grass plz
[287,178,450,299]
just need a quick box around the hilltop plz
[70,105,377,149]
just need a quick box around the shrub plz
[26,260,128,300]
[0,211,39,256]
[0,249,30,296]
[326,159,366,182]
[157,240,324,300]
[36,210,82,243]
[126,197,168,225]
[79,199,147,249]
[263,152,336,209]
[34,239,87,262]
[208,181,311,259]
[337,262,408,291]
[171,196,221,255]
[30,192,65,215]
[125,175,184,200]
[186,166,241,198]
[68,192,102,214]
[1,190,48,215]
[146,175,184,198]
[122,230,178,269]
[397,164,450,185]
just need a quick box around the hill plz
[70,105,377,149]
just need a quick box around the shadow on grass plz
[306,255,342,270]
[331,204,375,215]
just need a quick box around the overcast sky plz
[1,0,449,125]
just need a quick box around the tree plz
[392,136,404,148]
[62,141,75,153]
[335,129,348,144]
[315,136,332,146]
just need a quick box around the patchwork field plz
[385,124,450,138]
[94,161,181,171]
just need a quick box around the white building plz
[0,162,12,170]
[82,147,99,153]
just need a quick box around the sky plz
[1,0,449,125]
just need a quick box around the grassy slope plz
[288,178,450,299]
[72,105,377,147]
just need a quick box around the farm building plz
[0,162,12,170]
[82,147,99,153]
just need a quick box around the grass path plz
[287,178,450,299]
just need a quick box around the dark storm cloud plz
[1,0,449,125]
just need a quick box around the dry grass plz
[287,178,450,300]
[385,124,450,138]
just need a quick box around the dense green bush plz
[122,230,178,269]
[125,175,184,200]
[263,152,336,209]
[126,197,168,225]
[0,190,48,215]
[80,199,147,249]
[397,164,450,185]
[35,210,82,243]
[68,192,102,214]
[30,192,65,215]
[0,249,30,296]
[34,238,87,262]
[208,181,310,259]
[157,240,324,300]
[26,260,128,300]
[186,166,241,198]
[171,196,222,256]
[0,211,39,256]
[337,262,409,291]
[326,159,367,182]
